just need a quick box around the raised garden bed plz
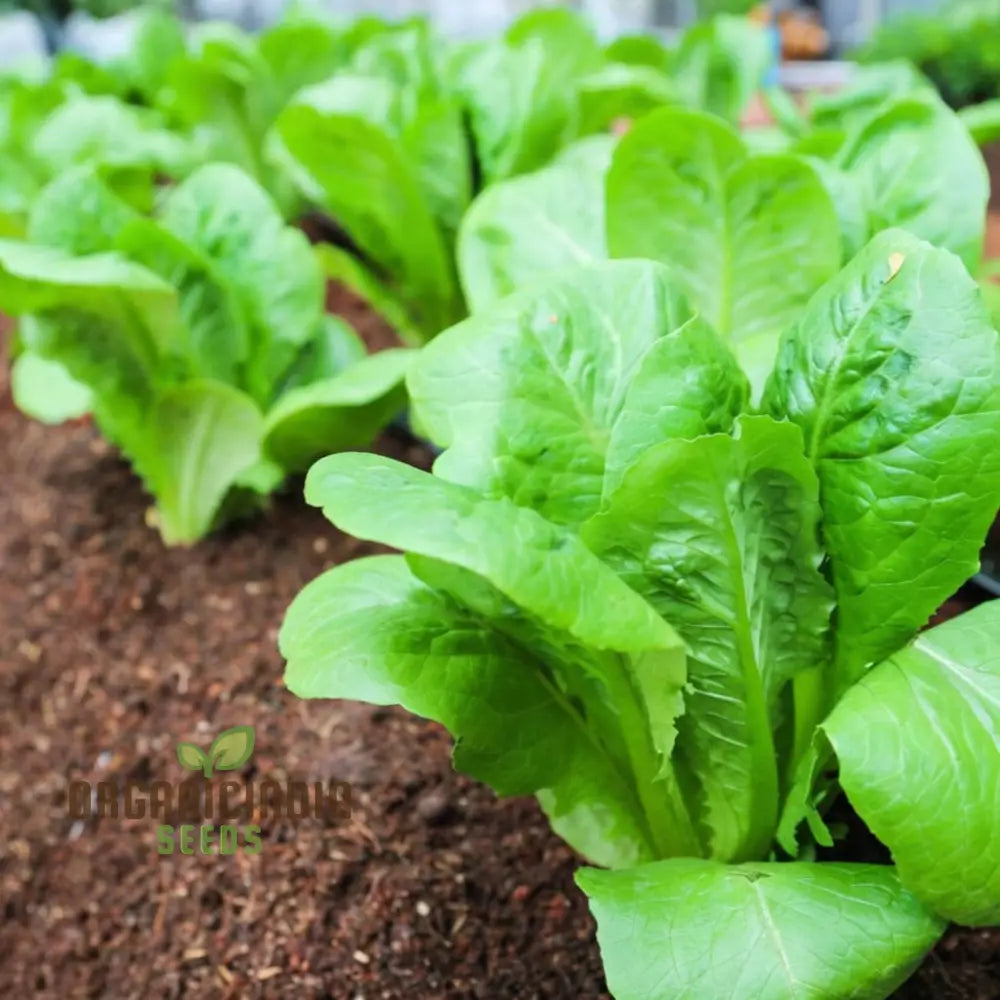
[2,306,998,1000]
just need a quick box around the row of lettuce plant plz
[0,8,780,309]
[0,12,996,549]
[0,8,779,541]
[458,68,992,373]
[277,37,1000,1000]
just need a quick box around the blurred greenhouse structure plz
[0,0,963,62]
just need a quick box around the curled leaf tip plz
[887,252,906,280]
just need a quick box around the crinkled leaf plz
[0,241,181,482]
[32,95,192,179]
[116,216,250,387]
[579,858,943,1000]
[408,260,696,527]
[0,239,176,370]
[28,165,139,256]
[159,23,277,185]
[763,231,1000,689]
[584,417,833,862]
[602,315,748,495]
[304,452,681,661]
[157,163,323,401]
[301,451,700,859]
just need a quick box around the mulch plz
[0,271,998,1000]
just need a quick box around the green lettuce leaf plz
[607,107,840,391]
[579,859,944,1000]
[146,380,264,545]
[28,165,140,256]
[10,349,92,424]
[262,348,415,472]
[32,95,192,179]
[283,555,663,867]
[450,8,602,186]
[408,260,699,526]
[820,602,1000,926]
[584,416,833,862]
[604,34,673,72]
[113,7,187,103]
[809,61,933,132]
[0,240,178,476]
[279,314,366,391]
[837,93,989,271]
[270,80,459,339]
[763,230,1000,690]
[159,23,278,186]
[304,453,698,854]
[155,162,323,401]
[671,15,772,123]
[258,17,349,105]
[286,454,700,864]
[602,315,749,494]
[576,63,676,136]
[116,215,251,387]
[457,135,615,312]
[959,98,1000,146]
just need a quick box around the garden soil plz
[1,272,999,999]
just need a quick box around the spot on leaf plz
[886,252,905,282]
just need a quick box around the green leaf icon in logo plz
[177,742,208,773]
[176,726,255,778]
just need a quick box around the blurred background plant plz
[856,0,1000,107]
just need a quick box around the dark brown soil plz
[985,144,1000,212]
[1,289,998,1000]
[325,281,405,355]
[0,320,603,1000]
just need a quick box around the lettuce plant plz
[0,163,414,544]
[281,238,1000,999]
